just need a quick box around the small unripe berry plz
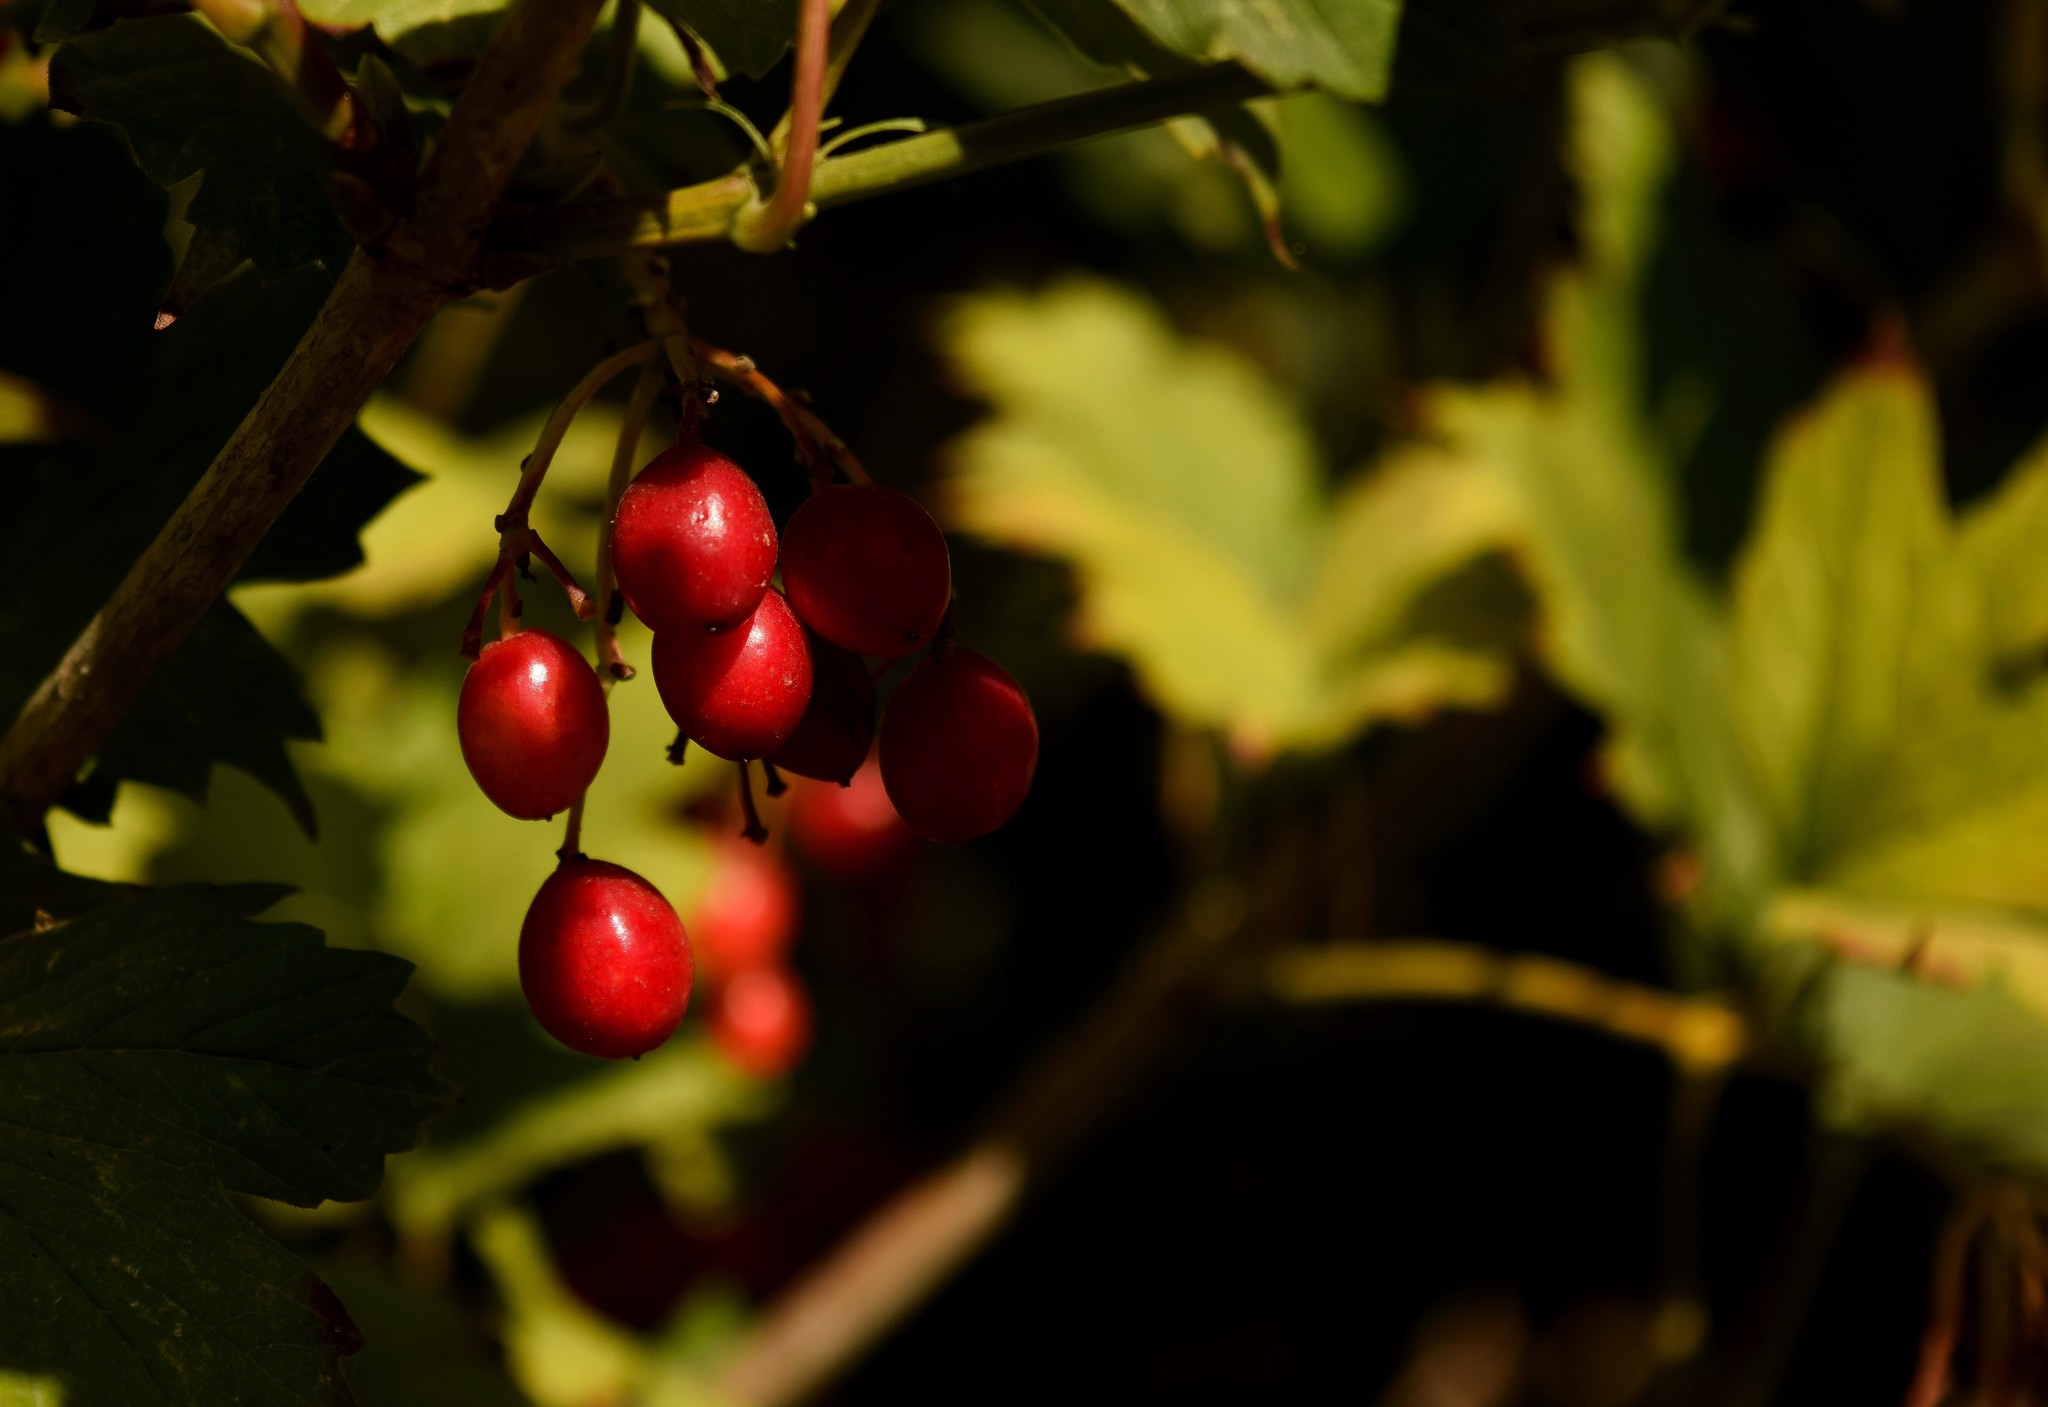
[651,588,813,759]
[788,759,920,882]
[520,859,693,1059]
[458,629,609,820]
[709,965,811,1078]
[781,485,951,658]
[613,439,777,633]
[692,840,800,976]
[769,636,874,785]
[879,650,1037,843]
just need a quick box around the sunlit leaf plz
[1809,958,2048,1175]
[941,277,1517,753]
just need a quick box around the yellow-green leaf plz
[940,277,1517,753]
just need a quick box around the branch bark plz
[0,0,607,829]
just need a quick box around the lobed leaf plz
[940,278,1516,754]
[0,883,449,1406]
[49,15,346,315]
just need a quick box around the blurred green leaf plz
[49,15,345,315]
[296,0,508,33]
[1030,0,1404,101]
[1810,959,2048,1174]
[941,277,1517,753]
[1403,55,1775,924]
[314,1259,533,1407]
[390,1039,768,1237]
[0,884,449,1406]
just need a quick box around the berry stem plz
[728,0,831,253]
[762,758,789,798]
[667,730,688,765]
[736,760,769,844]
[596,363,664,680]
[499,569,523,641]
[504,340,661,519]
[460,339,658,656]
[692,337,871,487]
[525,530,595,619]
[557,792,587,863]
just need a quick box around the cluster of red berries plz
[455,431,1037,1061]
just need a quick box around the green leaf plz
[0,883,449,1406]
[1725,360,1982,881]
[643,0,799,81]
[295,0,508,34]
[49,14,346,314]
[1400,56,1775,923]
[940,277,1517,753]
[1030,0,1404,101]
[1809,957,2048,1175]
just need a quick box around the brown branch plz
[0,0,607,830]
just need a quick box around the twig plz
[596,364,663,680]
[1266,941,1747,1074]
[460,340,659,657]
[0,0,609,830]
[691,337,869,487]
[729,0,831,253]
[525,63,1274,262]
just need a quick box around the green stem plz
[564,0,641,133]
[530,63,1272,262]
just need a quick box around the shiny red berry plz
[709,965,812,1078]
[457,629,609,820]
[651,588,813,759]
[788,758,920,882]
[612,439,777,633]
[769,636,874,785]
[692,840,800,977]
[519,859,693,1059]
[781,485,951,658]
[879,650,1037,843]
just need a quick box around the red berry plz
[612,439,777,633]
[781,485,951,658]
[769,636,875,784]
[652,589,814,760]
[879,650,1037,843]
[709,965,811,1078]
[457,629,609,820]
[788,758,920,882]
[692,840,801,976]
[520,859,693,1059]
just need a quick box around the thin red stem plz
[691,337,870,486]
[730,0,831,252]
